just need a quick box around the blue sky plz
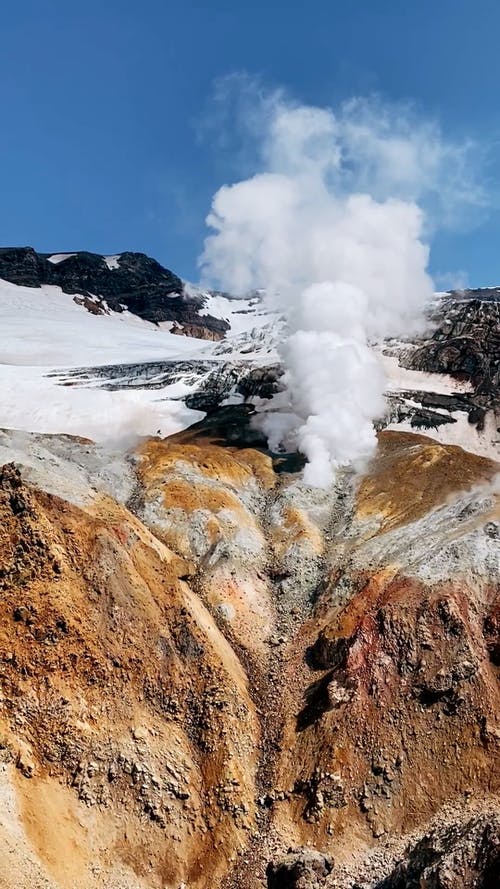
[1,0,500,285]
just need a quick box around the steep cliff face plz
[0,423,498,888]
[399,291,500,432]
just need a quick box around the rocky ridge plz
[392,290,500,436]
[0,246,229,339]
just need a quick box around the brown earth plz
[0,429,498,888]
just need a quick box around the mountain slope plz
[0,423,498,888]
[0,247,499,464]
[0,248,499,887]
[0,248,279,442]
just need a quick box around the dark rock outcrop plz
[379,289,500,436]
[182,403,269,449]
[401,290,500,422]
[306,632,354,672]
[0,246,49,287]
[266,850,333,889]
[236,364,284,400]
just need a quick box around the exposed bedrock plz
[401,291,500,418]
[0,426,498,888]
[374,814,500,889]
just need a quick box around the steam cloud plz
[200,82,483,486]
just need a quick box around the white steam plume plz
[200,82,483,487]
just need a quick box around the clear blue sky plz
[1,0,500,285]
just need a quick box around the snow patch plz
[380,353,474,396]
[0,278,212,367]
[387,410,500,462]
[0,276,211,443]
[0,363,203,445]
[47,253,77,264]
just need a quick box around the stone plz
[266,849,333,888]
[376,814,500,888]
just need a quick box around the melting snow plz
[380,353,473,396]
[387,411,500,463]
